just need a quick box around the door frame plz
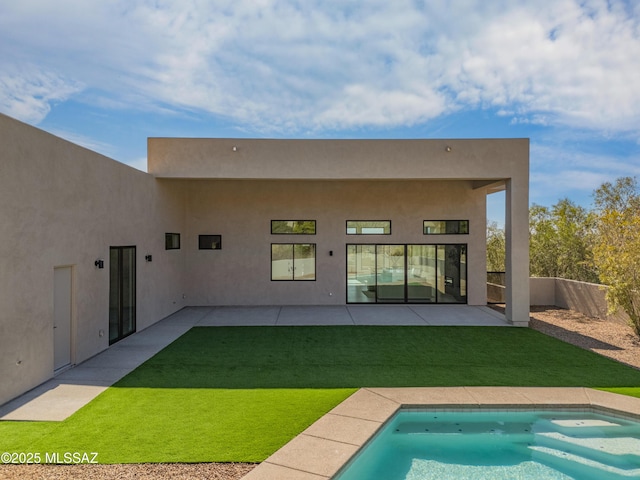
[109,246,137,345]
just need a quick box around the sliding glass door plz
[436,244,467,304]
[376,245,405,302]
[347,245,376,303]
[347,244,466,304]
[407,245,437,302]
[109,246,136,344]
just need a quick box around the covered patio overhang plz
[148,137,530,325]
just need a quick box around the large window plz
[347,244,466,304]
[346,220,391,235]
[423,220,469,234]
[271,220,316,234]
[271,244,316,281]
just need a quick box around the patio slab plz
[411,304,508,325]
[328,388,400,423]
[302,413,383,446]
[346,305,426,325]
[0,383,108,421]
[277,306,354,325]
[198,306,281,326]
[259,434,359,479]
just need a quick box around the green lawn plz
[2,326,640,463]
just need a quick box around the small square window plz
[165,233,180,250]
[199,235,222,250]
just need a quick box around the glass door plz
[376,245,405,302]
[109,246,136,344]
[347,244,467,304]
[436,244,467,303]
[407,245,437,303]
[347,244,376,303]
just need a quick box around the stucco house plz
[0,113,529,406]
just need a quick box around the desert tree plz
[529,199,597,282]
[486,221,506,273]
[592,177,640,335]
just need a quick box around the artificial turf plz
[1,326,640,463]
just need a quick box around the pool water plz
[333,410,640,480]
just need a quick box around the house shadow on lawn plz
[112,325,640,390]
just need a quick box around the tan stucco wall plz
[182,179,487,306]
[0,114,186,406]
[530,277,631,325]
[529,277,557,306]
[148,137,527,181]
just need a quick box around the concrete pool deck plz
[0,305,507,421]
[241,387,640,480]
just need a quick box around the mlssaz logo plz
[45,452,99,464]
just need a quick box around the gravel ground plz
[528,305,640,370]
[0,463,256,480]
[2,306,638,480]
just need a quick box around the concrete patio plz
[0,305,507,422]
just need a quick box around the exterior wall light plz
[94,259,104,269]
[445,146,452,152]
[232,146,238,152]
[145,255,153,262]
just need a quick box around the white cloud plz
[450,0,640,133]
[528,140,640,206]
[0,65,83,124]
[1,0,640,133]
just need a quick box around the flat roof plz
[147,137,529,181]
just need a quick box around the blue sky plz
[1,0,639,224]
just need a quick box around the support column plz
[505,176,530,326]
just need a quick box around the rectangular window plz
[165,233,180,250]
[346,220,391,235]
[271,220,316,234]
[271,243,316,281]
[199,235,222,250]
[423,220,469,235]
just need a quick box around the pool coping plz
[240,387,640,480]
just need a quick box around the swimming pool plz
[333,410,640,480]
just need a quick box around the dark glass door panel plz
[109,246,136,344]
[437,244,467,303]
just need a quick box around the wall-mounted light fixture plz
[145,255,153,262]
[329,250,333,256]
[232,146,238,152]
[445,146,452,152]
[95,259,104,269]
